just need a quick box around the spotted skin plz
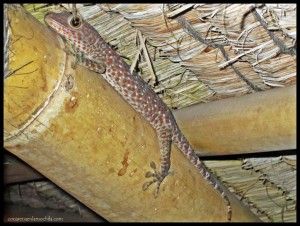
[45,11,232,221]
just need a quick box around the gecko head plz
[45,11,99,54]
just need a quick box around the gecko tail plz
[172,125,232,221]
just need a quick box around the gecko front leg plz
[142,128,172,197]
[76,57,106,74]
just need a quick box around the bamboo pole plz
[4,5,260,222]
[174,86,296,156]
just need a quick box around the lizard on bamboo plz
[44,11,232,221]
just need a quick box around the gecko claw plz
[142,162,169,198]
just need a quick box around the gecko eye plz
[68,15,82,28]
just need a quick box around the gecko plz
[44,11,232,221]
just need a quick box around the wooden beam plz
[174,86,296,156]
[4,5,260,222]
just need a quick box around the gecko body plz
[45,11,232,221]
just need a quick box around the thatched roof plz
[7,3,296,222]
[205,155,296,222]
[25,3,296,108]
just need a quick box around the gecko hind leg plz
[142,129,172,198]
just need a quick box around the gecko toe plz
[142,180,156,191]
[142,177,162,198]
[145,171,155,178]
[142,165,169,198]
[149,161,157,170]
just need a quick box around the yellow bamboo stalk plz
[4,5,260,222]
[174,86,296,156]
